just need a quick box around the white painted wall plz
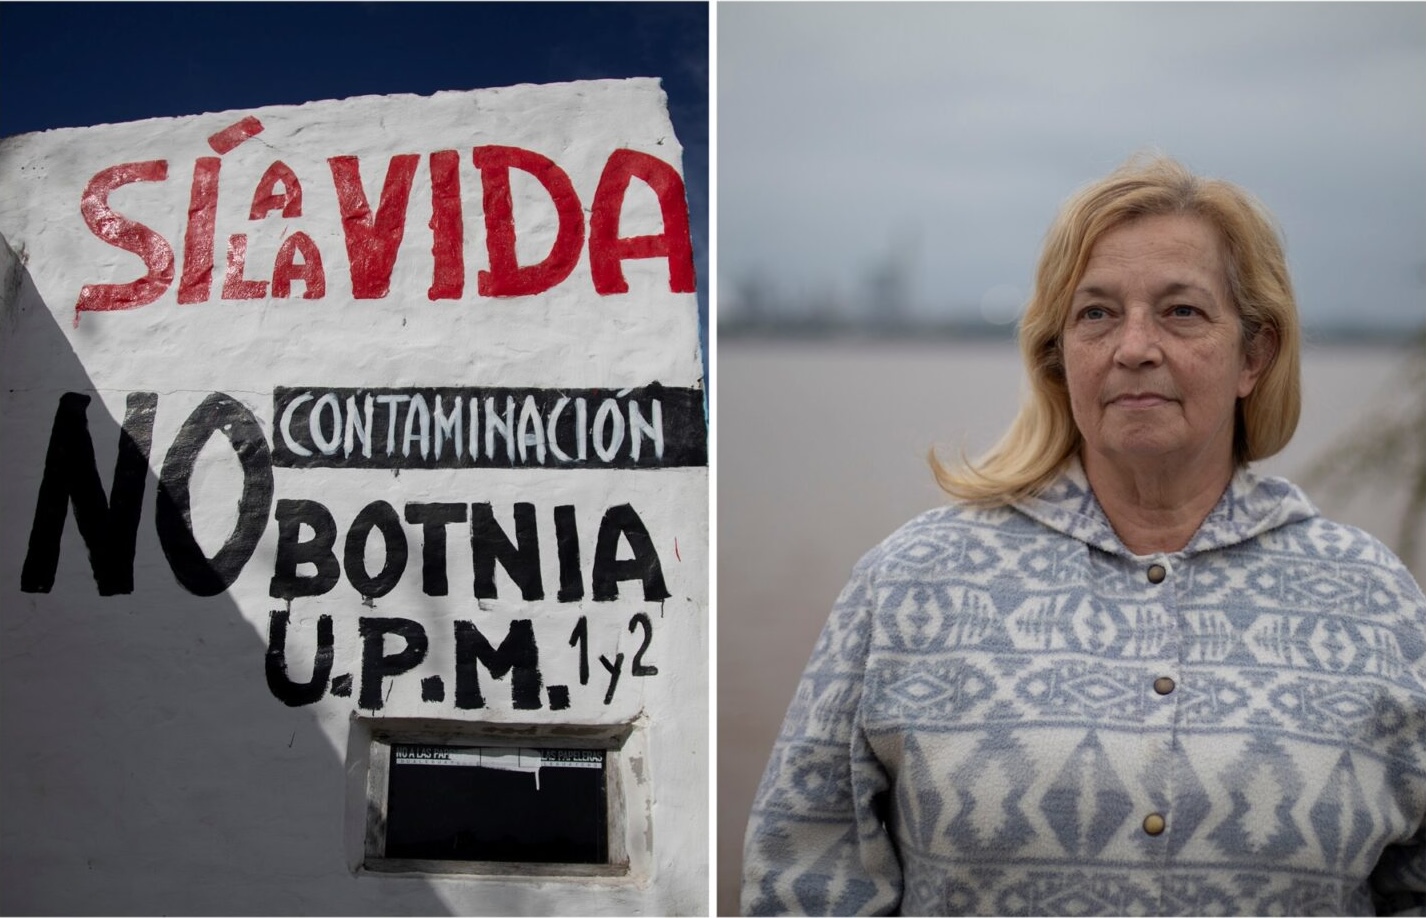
[0,79,707,916]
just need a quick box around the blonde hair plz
[933,153,1302,506]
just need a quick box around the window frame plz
[351,717,639,878]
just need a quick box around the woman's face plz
[1061,214,1270,475]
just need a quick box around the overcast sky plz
[718,2,1426,333]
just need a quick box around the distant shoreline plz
[719,319,1425,346]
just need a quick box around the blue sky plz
[0,0,709,361]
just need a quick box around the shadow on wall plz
[0,237,452,916]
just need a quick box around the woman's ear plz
[1238,325,1278,398]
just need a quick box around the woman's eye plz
[1081,306,1107,321]
[1170,304,1199,318]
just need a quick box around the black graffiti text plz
[268,499,669,604]
[21,390,272,597]
[20,391,674,602]
[266,612,660,711]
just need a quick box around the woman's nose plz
[1114,307,1163,367]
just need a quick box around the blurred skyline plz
[719,2,1426,335]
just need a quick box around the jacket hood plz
[1012,456,1320,559]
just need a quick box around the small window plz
[353,719,637,877]
[386,745,607,863]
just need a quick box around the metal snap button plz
[1153,677,1176,695]
[1143,813,1166,836]
[1147,563,1167,584]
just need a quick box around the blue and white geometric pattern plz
[743,460,1426,916]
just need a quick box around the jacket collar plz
[1012,455,1319,559]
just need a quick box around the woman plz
[741,156,1426,916]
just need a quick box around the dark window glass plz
[385,745,607,863]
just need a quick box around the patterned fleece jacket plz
[743,461,1426,916]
